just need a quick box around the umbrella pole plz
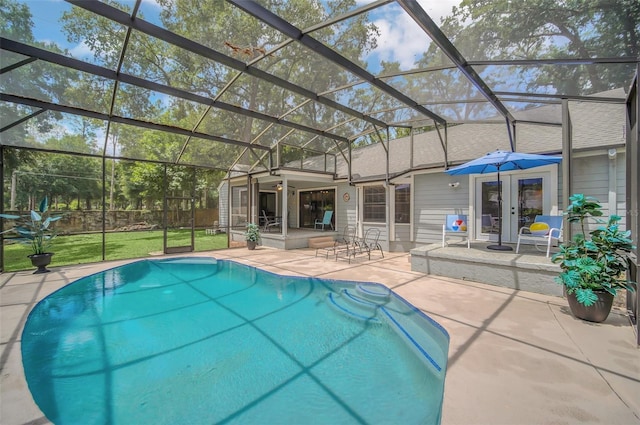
[487,169,513,251]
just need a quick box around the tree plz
[9,0,380,210]
[429,0,639,97]
[0,0,72,144]
[150,0,378,156]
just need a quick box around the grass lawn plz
[3,230,229,272]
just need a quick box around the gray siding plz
[573,156,609,201]
[395,224,410,240]
[335,183,357,231]
[569,152,627,233]
[616,152,627,228]
[391,224,413,252]
[414,173,469,245]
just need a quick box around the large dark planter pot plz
[247,241,257,250]
[28,253,54,274]
[566,290,614,323]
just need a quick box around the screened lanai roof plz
[1,0,638,175]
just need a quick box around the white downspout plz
[282,178,288,238]
[608,148,617,217]
[389,184,395,244]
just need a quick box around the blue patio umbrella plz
[446,150,562,251]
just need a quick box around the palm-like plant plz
[0,197,63,255]
[552,194,635,306]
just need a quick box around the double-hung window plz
[395,184,410,223]
[363,185,385,222]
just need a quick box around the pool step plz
[328,287,445,378]
[379,306,446,378]
[342,288,383,308]
[326,292,380,323]
[347,289,444,378]
[327,288,390,322]
[355,283,391,302]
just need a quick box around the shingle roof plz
[332,90,625,181]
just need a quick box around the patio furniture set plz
[442,213,563,257]
[315,225,384,263]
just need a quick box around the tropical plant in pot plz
[244,223,261,250]
[0,197,63,274]
[551,194,635,322]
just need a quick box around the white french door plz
[473,166,558,243]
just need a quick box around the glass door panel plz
[165,197,194,253]
[509,173,552,242]
[299,189,335,229]
[475,168,556,243]
[194,168,225,252]
[230,186,248,229]
[515,177,543,232]
[259,191,277,228]
[477,179,501,240]
[164,165,194,254]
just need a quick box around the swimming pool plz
[22,257,449,424]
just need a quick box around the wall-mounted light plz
[276,183,283,191]
[448,182,460,188]
[608,148,617,160]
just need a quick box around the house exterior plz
[219,91,628,251]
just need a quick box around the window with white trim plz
[231,186,247,227]
[363,185,385,222]
[395,184,410,223]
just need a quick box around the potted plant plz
[244,223,261,250]
[0,197,63,274]
[551,194,635,322]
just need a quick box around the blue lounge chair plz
[314,211,334,230]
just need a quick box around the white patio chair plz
[340,228,384,263]
[261,210,281,232]
[516,215,563,257]
[442,214,470,248]
[316,225,356,259]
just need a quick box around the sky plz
[23,0,462,73]
[14,0,464,145]
[362,0,460,70]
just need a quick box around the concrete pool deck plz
[1,247,639,425]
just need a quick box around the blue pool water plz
[22,257,449,424]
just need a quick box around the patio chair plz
[205,220,222,235]
[316,225,356,259]
[342,227,384,263]
[516,215,563,257]
[442,214,470,248]
[261,210,281,232]
[481,214,499,234]
[314,210,334,230]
